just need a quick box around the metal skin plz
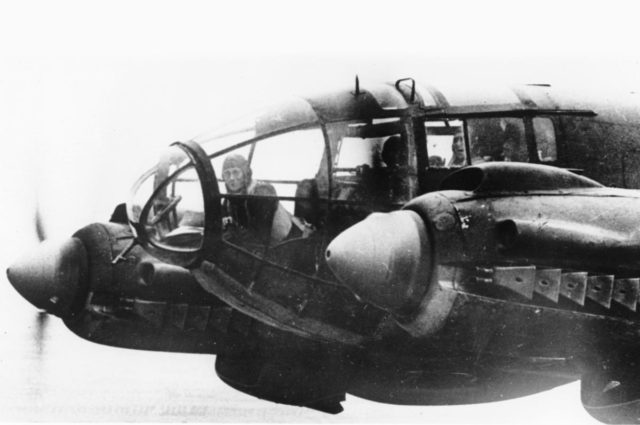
[329,163,640,421]
[9,79,640,423]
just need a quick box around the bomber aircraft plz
[7,77,640,423]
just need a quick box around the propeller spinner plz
[6,237,88,318]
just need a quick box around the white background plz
[1,0,639,422]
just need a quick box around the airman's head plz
[381,136,404,169]
[451,134,466,161]
[222,154,252,193]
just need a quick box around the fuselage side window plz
[533,117,557,162]
[467,118,527,163]
[326,118,409,235]
[424,120,466,168]
[328,119,409,205]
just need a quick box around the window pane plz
[533,117,557,162]
[252,129,325,182]
[425,120,465,168]
[328,119,409,204]
[214,127,327,245]
[251,128,326,214]
[334,136,385,170]
[468,118,527,163]
[193,97,319,156]
[143,148,204,251]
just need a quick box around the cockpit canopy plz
[128,97,317,252]
[127,91,416,265]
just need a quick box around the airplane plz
[7,76,640,423]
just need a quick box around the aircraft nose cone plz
[7,238,88,317]
[325,210,432,315]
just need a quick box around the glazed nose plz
[6,238,88,317]
[325,210,431,316]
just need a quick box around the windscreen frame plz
[131,140,221,268]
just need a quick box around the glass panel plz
[132,147,205,251]
[129,146,192,227]
[425,120,465,168]
[533,117,557,162]
[334,136,384,169]
[328,118,409,204]
[128,167,155,227]
[251,129,326,213]
[468,118,527,163]
[193,97,319,158]
[214,127,326,245]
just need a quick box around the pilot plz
[447,134,467,167]
[222,154,304,244]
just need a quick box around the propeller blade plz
[33,311,50,355]
[34,202,46,242]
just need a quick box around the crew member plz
[222,153,304,244]
[447,134,467,167]
[500,119,527,162]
